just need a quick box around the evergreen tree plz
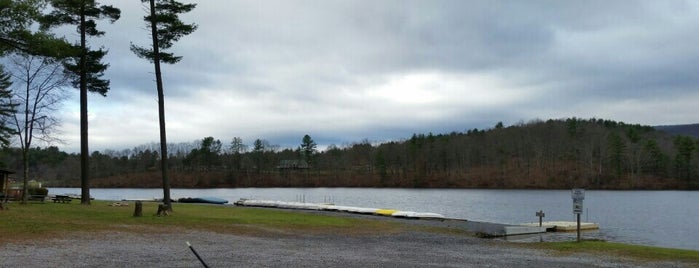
[41,0,120,205]
[130,0,197,210]
[252,139,265,174]
[0,66,17,147]
[674,136,695,183]
[1,0,69,56]
[300,134,317,166]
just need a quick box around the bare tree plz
[8,53,68,204]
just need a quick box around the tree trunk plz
[149,0,172,211]
[79,1,90,205]
[133,201,143,217]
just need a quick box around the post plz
[133,201,143,217]
[536,210,545,227]
[571,188,585,242]
[577,213,581,242]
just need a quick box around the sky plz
[33,0,699,153]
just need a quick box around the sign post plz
[536,210,545,227]
[571,188,585,242]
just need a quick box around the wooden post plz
[133,201,143,217]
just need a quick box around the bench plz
[52,195,72,203]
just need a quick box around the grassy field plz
[2,200,698,265]
[0,201,399,241]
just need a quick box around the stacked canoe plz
[234,199,445,219]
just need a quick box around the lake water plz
[49,187,699,251]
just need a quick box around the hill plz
[3,118,698,190]
[654,123,699,138]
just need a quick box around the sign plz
[573,199,583,214]
[571,188,585,201]
[572,188,584,214]
[536,210,545,226]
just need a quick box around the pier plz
[233,199,598,237]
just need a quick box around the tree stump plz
[156,204,170,216]
[133,201,143,217]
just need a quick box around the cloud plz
[41,0,699,153]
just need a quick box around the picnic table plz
[52,195,73,203]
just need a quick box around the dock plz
[233,199,599,237]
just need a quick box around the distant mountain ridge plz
[654,123,699,138]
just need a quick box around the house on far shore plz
[277,160,309,171]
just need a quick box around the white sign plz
[573,199,583,214]
[571,188,585,201]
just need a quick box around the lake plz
[49,187,699,251]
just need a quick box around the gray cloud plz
[42,0,699,152]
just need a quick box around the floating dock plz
[233,199,599,237]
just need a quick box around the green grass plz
[526,240,699,264]
[0,201,398,241]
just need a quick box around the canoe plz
[178,197,229,204]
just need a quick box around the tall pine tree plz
[131,0,196,210]
[0,66,17,147]
[41,0,120,205]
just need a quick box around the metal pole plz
[187,242,210,268]
[576,213,581,242]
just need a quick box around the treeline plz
[1,118,698,190]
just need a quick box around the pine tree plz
[41,0,120,205]
[0,66,17,147]
[300,134,317,166]
[131,0,197,210]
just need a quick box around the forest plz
[1,118,698,190]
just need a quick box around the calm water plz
[49,188,699,251]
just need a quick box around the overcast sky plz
[39,0,699,153]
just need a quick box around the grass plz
[0,200,399,242]
[524,240,699,264]
[3,201,699,265]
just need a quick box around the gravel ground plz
[0,228,691,268]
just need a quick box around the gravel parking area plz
[0,227,690,268]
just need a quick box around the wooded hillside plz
[2,118,698,189]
